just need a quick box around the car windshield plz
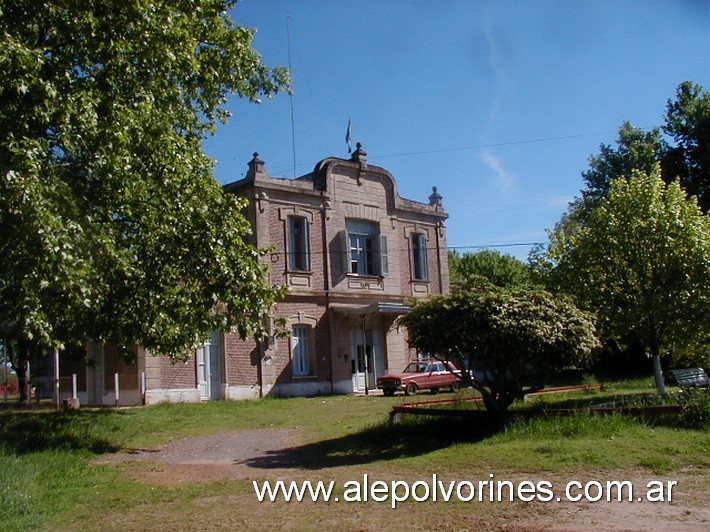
[403,363,427,373]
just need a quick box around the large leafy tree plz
[399,283,599,415]
[664,81,710,213]
[577,121,665,218]
[0,1,289,398]
[547,168,710,394]
[449,249,532,288]
[571,82,709,218]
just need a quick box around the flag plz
[346,118,352,153]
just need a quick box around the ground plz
[95,428,709,531]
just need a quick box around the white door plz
[197,342,209,400]
[198,333,222,400]
[208,332,221,400]
[352,328,383,391]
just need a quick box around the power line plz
[259,128,648,178]
[448,242,544,250]
[265,241,546,259]
[374,131,637,159]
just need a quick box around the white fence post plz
[72,373,77,399]
[114,373,120,407]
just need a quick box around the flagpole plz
[287,12,297,178]
[346,118,352,154]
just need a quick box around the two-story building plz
[57,145,449,404]
[218,144,450,398]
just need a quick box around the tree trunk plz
[15,356,30,404]
[473,383,517,423]
[652,353,667,396]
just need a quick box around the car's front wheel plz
[451,381,461,393]
[404,383,418,396]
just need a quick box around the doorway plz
[351,327,384,392]
[197,332,222,400]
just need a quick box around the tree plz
[0,1,289,400]
[664,81,710,213]
[547,167,710,394]
[579,121,666,216]
[572,82,710,218]
[449,249,532,288]
[399,282,599,415]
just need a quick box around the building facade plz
[58,145,449,405]
[218,145,450,399]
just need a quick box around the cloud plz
[483,20,506,82]
[481,149,516,190]
[481,15,511,125]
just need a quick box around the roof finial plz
[429,186,443,208]
[247,152,267,180]
[350,142,367,165]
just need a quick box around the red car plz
[376,360,462,396]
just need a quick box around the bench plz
[669,368,709,388]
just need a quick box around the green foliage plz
[671,344,709,369]
[0,1,289,360]
[449,249,533,288]
[548,168,710,373]
[535,82,710,390]
[664,81,710,212]
[572,82,709,217]
[678,388,710,430]
[579,121,665,216]
[399,284,600,412]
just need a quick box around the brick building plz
[58,145,450,404]
[218,144,450,398]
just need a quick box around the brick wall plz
[158,354,196,389]
[224,333,259,387]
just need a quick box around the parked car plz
[376,360,462,396]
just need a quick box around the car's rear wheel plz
[404,383,418,396]
[382,388,395,397]
[451,381,461,392]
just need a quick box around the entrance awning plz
[330,302,410,316]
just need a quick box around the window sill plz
[346,273,383,280]
[287,271,313,289]
[346,275,385,291]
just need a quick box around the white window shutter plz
[303,219,311,271]
[378,234,389,276]
[340,229,350,275]
[418,233,428,280]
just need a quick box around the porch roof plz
[330,301,410,316]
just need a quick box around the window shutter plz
[418,233,428,280]
[288,217,296,270]
[303,219,311,271]
[340,229,350,275]
[378,234,389,276]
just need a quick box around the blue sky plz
[204,0,710,260]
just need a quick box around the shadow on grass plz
[241,416,505,470]
[0,410,121,455]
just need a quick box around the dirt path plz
[96,428,303,483]
[96,429,709,531]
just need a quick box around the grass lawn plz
[0,376,708,531]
